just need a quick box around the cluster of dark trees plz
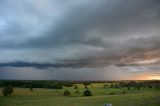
[0,80,159,97]
[103,80,160,90]
[0,80,159,89]
[0,80,64,89]
[123,80,160,89]
[3,85,14,96]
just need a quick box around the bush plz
[84,85,88,89]
[30,87,33,91]
[75,90,80,94]
[137,86,141,90]
[63,90,70,96]
[109,92,115,95]
[115,84,120,88]
[127,86,131,90]
[123,91,126,94]
[148,85,152,88]
[74,85,78,89]
[83,89,92,96]
[110,83,114,88]
[3,85,14,96]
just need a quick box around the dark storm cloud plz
[0,61,90,69]
[1,0,160,48]
[1,0,160,63]
[0,0,160,80]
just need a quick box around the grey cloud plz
[28,0,160,48]
[0,67,53,80]
[0,0,159,64]
[1,0,160,48]
[0,0,160,80]
[0,65,137,80]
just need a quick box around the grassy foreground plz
[0,86,160,106]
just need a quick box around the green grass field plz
[0,84,160,106]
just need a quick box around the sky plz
[0,0,160,80]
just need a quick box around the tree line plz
[0,80,159,89]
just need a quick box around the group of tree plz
[83,83,92,96]
[3,85,14,96]
[63,83,92,97]
[1,80,159,97]
[106,80,160,90]
[63,90,70,96]
[74,85,78,89]
[0,80,63,89]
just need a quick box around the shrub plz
[115,84,120,88]
[30,87,33,91]
[63,90,70,96]
[83,89,92,96]
[127,86,131,90]
[84,85,88,89]
[110,83,114,88]
[148,85,152,88]
[3,85,14,96]
[109,92,115,95]
[74,85,78,89]
[137,86,141,90]
[75,90,80,94]
[123,91,126,94]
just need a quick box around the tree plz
[109,92,115,95]
[85,85,88,89]
[137,85,141,90]
[63,90,70,96]
[148,85,152,88]
[75,90,80,94]
[110,83,114,88]
[115,84,119,88]
[83,89,92,96]
[3,85,14,96]
[83,82,91,85]
[127,86,131,90]
[49,83,63,89]
[29,84,33,91]
[30,87,33,91]
[83,82,90,89]
[123,91,126,94]
[74,85,78,89]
